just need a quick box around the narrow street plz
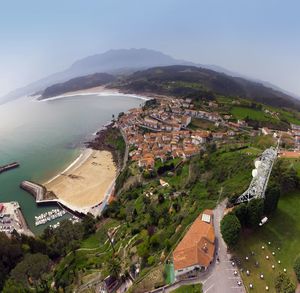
[201,200,245,293]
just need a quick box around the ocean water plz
[0,94,142,233]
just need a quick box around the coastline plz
[37,88,148,211]
[44,148,117,209]
[36,85,151,102]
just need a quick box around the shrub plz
[293,255,300,282]
[221,213,241,247]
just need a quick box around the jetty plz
[0,162,19,174]
[20,180,86,218]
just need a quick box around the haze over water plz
[0,94,141,233]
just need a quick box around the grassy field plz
[170,284,203,293]
[230,106,270,121]
[233,191,300,292]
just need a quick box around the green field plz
[230,106,270,121]
[171,284,202,293]
[233,191,300,292]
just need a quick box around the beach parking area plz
[45,149,117,209]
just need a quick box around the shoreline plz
[44,148,90,185]
[44,148,117,209]
[37,89,149,211]
[35,86,151,102]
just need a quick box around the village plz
[116,96,300,172]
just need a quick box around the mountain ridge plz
[1,48,299,105]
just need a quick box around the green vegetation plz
[231,106,269,121]
[275,273,295,293]
[231,158,300,292]
[88,125,126,167]
[221,213,241,247]
[171,283,203,293]
[102,147,257,291]
[293,255,300,282]
[0,214,97,292]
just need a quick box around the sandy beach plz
[37,85,151,102]
[44,149,117,208]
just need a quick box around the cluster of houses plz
[117,98,220,169]
[291,124,300,149]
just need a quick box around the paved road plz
[201,200,245,293]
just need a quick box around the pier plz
[0,162,19,174]
[20,180,87,218]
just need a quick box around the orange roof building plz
[173,209,215,279]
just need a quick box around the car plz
[237,280,242,286]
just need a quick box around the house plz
[138,154,155,169]
[181,116,192,127]
[100,275,119,293]
[261,127,270,135]
[173,210,215,280]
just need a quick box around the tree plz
[0,232,23,291]
[82,213,97,237]
[221,213,241,247]
[234,203,247,227]
[2,279,27,293]
[274,273,295,293]
[106,256,121,278]
[10,253,50,288]
[246,199,264,228]
[264,184,280,214]
[280,168,299,194]
[293,255,300,282]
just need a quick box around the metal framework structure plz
[236,146,278,204]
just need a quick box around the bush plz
[275,273,295,293]
[221,213,241,247]
[246,199,264,228]
[293,255,300,282]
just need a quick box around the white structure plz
[236,147,277,203]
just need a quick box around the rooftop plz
[173,209,215,271]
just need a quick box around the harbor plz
[35,208,66,226]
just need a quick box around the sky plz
[0,0,300,97]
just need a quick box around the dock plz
[0,162,19,174]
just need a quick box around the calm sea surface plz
[0,94,141,233]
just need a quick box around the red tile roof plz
[173,209,215,271]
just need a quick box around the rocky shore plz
[86,123,125,169]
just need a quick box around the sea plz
[0,94,142,233]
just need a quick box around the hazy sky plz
[1,0,300,97]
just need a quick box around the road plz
[201,200,245,293]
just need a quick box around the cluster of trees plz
[0,214,96,292]
[221,161,300,247]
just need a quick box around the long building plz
[173,209,215,280]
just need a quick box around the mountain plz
[40,73,115,99]
[0,49,197,104]
[1,48,299,105]
[113,65,300,109]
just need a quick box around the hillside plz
[40,73,115,99]
[113,65,300,110]
[0,49,197,103]
[3,48,298,107]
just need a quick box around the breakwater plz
[0,162,19,174]
[20,180,86,218]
